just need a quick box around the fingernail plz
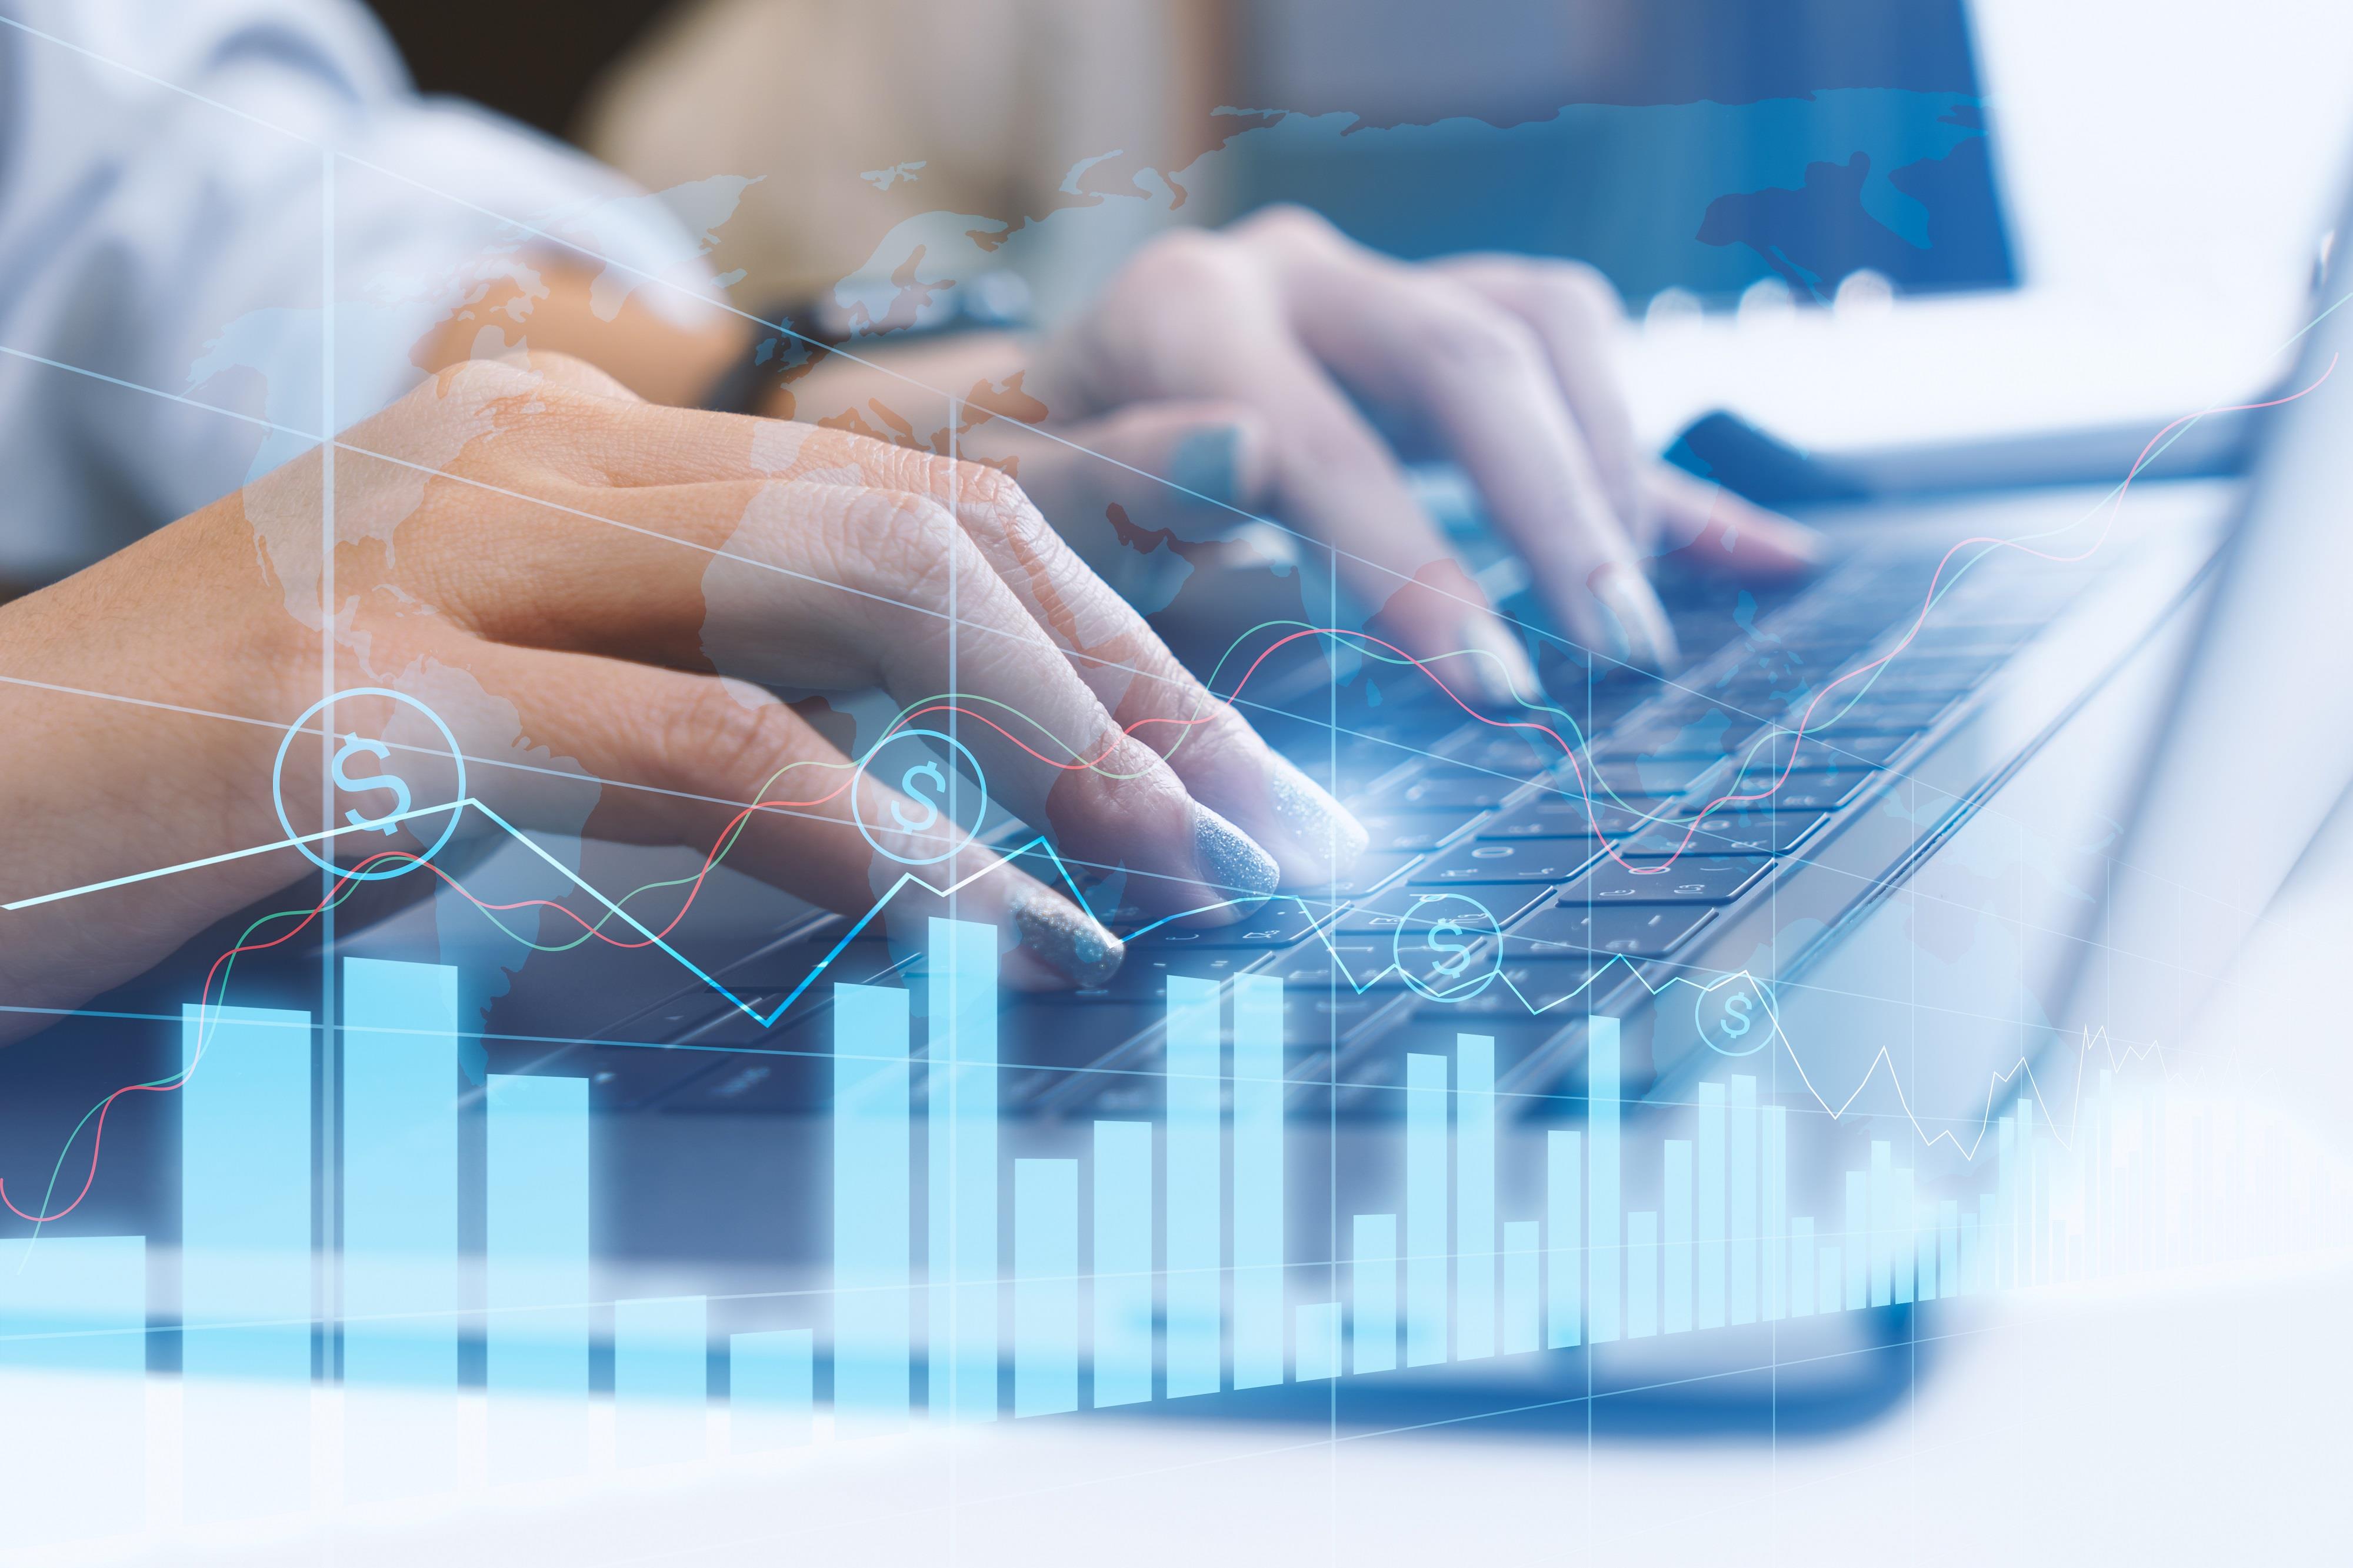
[1191,801,1281,909]
[1009,885,1126,988]
[1593,566,1681,674]
[1461,616,1541,709]
[1168,424,1242,508]
[1267,754,1371,882]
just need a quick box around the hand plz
[1019,206,1822,692]
[0,354,1367,1042]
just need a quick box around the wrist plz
[704,271,1034,416]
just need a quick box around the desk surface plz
[44,1255,2337,1567]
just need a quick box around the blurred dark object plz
[1667,408,2267,508]
[362,0,676,137]
[1227,0,2012,305]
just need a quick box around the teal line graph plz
[4,788,2158,1167]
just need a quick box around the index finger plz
[1258,221,1678,673]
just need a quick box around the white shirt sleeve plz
[0,0,734,583]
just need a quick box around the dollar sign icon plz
[890,759,949,835]
[332,732,413,835]
[1427,918,1475,979]
[1719,992,1754,1039]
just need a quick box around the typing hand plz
[1021,206,1822,694]
[0,353,1369,1040]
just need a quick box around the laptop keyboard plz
[541,542,2094,1118]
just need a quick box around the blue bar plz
[1295,1302,1342,1381]
[1965,1204,1986,1295]
[729,1329,813,1452]
[341,958,459,1497]
[1921,1200,1939,1300]
[1819,1243,1843,1313]
[832,983,909,1432]
[1546,1131,1581,1348]
[0,1236,146,1545]
[1844,1171,1869,1310]
[1892,1153,1911,1299]
[1762,1105,1788,1322]
[182,1002,311,1519]
[1014,1159,1079,1417]
[1406,1052,1449,1365]
[1091,1120,1154,1407]
[1625,1212,1658,1339]
[486,1073,589,1480]
[1664,1139,1694,1333]
[1352,1214,1398,1374]
[1501,1221,1539,1355]
[1589,1017,1622,1344]
[1997,1114,2016,1289]
[1455,1033,1496,1361]
[1233,974,1285,1390]
[1696,1081,1725,1330]
[1165,977,1223,1397]
[1790,1217,1816,1316]
[2018,1100,2039,1285]
[1728,1076,1757,1325]
[1892,1162,1916,1305]
[926,918,996,1423]
[1871,1141,1894,1307]
[615,1296,708,1467]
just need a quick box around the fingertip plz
[1264,753,1372,886]
[1006,882,1126,989]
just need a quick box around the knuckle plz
[1237,201,1339,250]
[1547,259,1624,318]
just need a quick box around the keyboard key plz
[1504,901,1716,959]
[1477,795,1681,840]
[1621,809,1829,855]
[1737,729,1912,770]
[1801,698,1952,735]
[1408,838,1600,885]
[1355,808,1481,852]
[1561,852,1773,904]
[1068,949,1257,1000]
[1391,774,1532,810]
[1258,936,1424,991]
[1438,727,1572,771]
[1289,847,1423,897]
[1591,754,1728,795]
[1492,955,1608,1014]
[1134,898,1342,949]
[658,1013,836,1112]
[1335,881,1549,937]
[1719,776,1876,813]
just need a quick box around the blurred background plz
[361,0,2353,448]
[365,0,2011,311]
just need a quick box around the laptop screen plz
[1216,0,2017,306]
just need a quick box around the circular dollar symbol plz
[1391,892,1503,1002]
[271,688,465,881]
[1697,973,1775,1056]
[331,733,412,834]
[853,729,990,866]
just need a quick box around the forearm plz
[413,262,746,408]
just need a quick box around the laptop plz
[309,160,2317,1436]
[14,21,2347,1463]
